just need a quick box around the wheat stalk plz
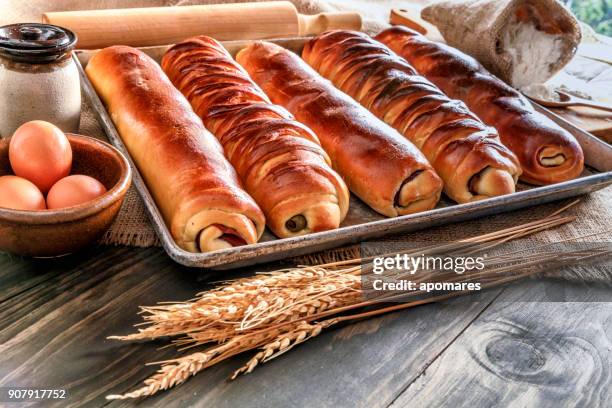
[109,267,360,346]
[230,319,338,379]
[107,323,297,400]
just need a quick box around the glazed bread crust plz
[236,41,443,217]
[161,36,349,238]
[376,26,584,185]
[86,45,265,252]
[303,30,522,203]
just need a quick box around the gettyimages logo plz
[372,254,486,275]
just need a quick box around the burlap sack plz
[421,0,581,88]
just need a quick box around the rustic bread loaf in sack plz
[421,0,581,89]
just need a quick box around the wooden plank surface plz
[390,279,612,408]
[1,246,610,408]
[0,247,192,407]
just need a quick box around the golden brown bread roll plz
[86,46,265,252]
[303,30,522,203]
[161,36,349,238]
[236,41,443,217]
[376,26,584,185]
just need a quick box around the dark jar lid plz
[0,23,77,63]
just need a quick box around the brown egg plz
[0,175,46,211]
[9,120,73,193]
[46,175,107,209]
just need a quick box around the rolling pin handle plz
[298,12,362,36]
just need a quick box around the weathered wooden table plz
[1,243,611,408]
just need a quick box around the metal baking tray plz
[75,38,612,269]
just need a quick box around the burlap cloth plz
[421,0,581,87]
[3,1,611,280]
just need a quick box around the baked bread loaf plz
[236,41,443,217]
[161,36,349,238]
[86,46,265,252]
[376,26,584,185]
[303,30,522,203]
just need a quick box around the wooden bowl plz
[0,134,131,257]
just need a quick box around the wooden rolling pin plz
[42,1,362,49]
